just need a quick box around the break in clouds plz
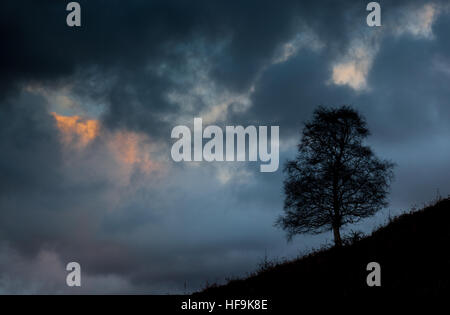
[1,0,450,293]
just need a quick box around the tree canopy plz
[276,106,395,246]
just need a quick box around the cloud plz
[52,113,100,148]
[330,37,379,91]
[50,109,165,180]
[0,244,136,294]
[392,3,440,39]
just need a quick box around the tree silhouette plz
[276,106,394,247]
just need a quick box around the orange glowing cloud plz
[52,112,100,147]
[108,131,159,175]
[52,112,162,177]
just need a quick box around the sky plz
[1,0,450,294]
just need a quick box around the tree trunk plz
[331,170,342,247]
[332,225,342,247]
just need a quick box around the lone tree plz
[276,106,394,247]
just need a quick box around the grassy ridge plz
[197,198,450,297]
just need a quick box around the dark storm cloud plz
[0,0,437,94]
[236,0,450,142]
[0,0,373,135]
[360,17,450,144]
[0,91,117,259]
[0,93,61,194]
[230,49,355,140]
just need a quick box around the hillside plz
[196,198,450,297]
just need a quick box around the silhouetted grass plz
[195,197,450,297]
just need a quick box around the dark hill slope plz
[197,198,450,297]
